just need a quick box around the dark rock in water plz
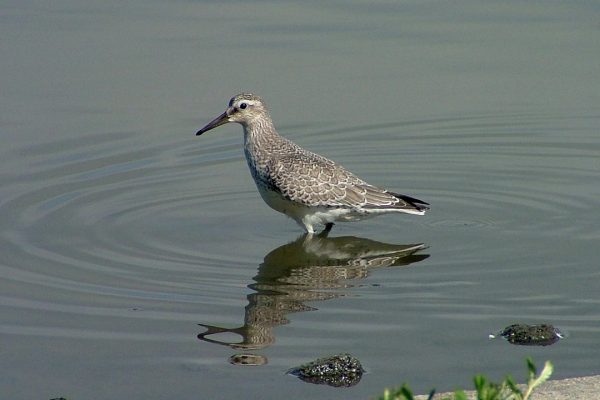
[495,324,563,346]
[286,353,364,387]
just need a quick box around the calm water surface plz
[1,1,599,399]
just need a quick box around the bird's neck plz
[243,117,281,150]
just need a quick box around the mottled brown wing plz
[268,152,414,210]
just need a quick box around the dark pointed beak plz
[196,111,229,136]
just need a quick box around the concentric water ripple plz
[1,111,598,343]
[321,112,598,238]
[1,133,255,323]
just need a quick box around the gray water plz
[1,1,599,399]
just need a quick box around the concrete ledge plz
[415,375,600,400]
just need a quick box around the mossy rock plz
[496,324,563,346]
[287,353,364,387]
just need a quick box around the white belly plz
[255,183,371,233]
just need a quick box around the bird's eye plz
[239,102,248,110]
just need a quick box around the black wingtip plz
[389,192,430,211]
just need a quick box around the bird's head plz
[196,93,267,135]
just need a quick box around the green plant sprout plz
[376,358,553,400]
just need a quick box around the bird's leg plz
[316,223,334,238]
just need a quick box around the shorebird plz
[196,93,429,234]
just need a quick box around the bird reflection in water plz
[198,234,429,365]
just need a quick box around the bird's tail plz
[389,192,430,213]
